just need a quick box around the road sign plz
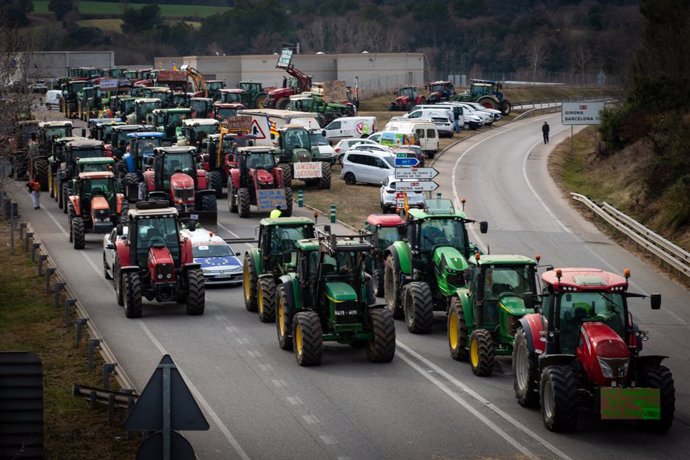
[561,102,604,125]
[395,167,438,180]
[394,157,419,167]
[395,181,439,192]
[395,191,406,209]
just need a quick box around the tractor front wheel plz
[123,173,140,202]
[540,365,578,432]
[200,193,217,212]
[243,254,258,312]
[448,297,469,361]
[639,366,675,432]
[366,308,396,363]
[185,269,205,315]
[238,187,250,218]
[208,170,223,198]
[373,267,384,297]
[276,284,293,350]
[384,255,403,319]
[279,163,292,188]
[293,311,323,367]
[72,218,85,249]
[61,184,68,213]
[103,254,112,280]
[257,276,276,322]
[469,329,495,376]
[500,100,512,116]
[123,271,143,318]
[513,326,540,407]
[403,281,433,334]
[228,182,238,213]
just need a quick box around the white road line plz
[286,396,304,406]
[272,378,286,388]
[319,435,337,445]
[302,414,320,424]
[397,341,571,460]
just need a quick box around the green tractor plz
[454,79,512,115]
[447,254,539,376]
[243,217,316,322]
[275,227,395,366]
[238,81,267,109]
[146,107,193,142]
[287,93,352,127]
[276,125,331,189]
[384,206,487,334]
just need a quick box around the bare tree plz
[525,33,550,81]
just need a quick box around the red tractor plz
[227,146,292,218]
[512,267,674,432]
[112,200,205,318]
[142,146,218,229]
[426,81,456,104]
[363,213,406,296]
[389,86,426,111]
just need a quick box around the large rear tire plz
[72,217,85,250]
[257,276,276,323]
[283,187,293,217]
[243,253,258,312]
[293,311,323,367]
[228,181,238,213]
[366,308,396,363]
[319,162,331,190]
[276,98,289,110]
[384,255,403,319]
[469,329,495,376]
[62,184,68,213]
[123,271,143,318]
[500,100,512,116]
[238,187,250,218]
[373,267,384,297]
[208,170,223,198]
[200,193,217,212]
[185,268,205,315]
[279,163,292,188]
[448,297,469,361]
[276,284,293,350]
[122,173,140,202]
[540,365,578,432]
[403,281,433,334]
[513,326,540,407]
[639,366,675,433]
[33,157,49,191]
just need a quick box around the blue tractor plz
[120,131,166,201]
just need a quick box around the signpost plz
[561,101,605,153]
[394,157,419,167]
[395,167,438,180]
[395,181,439,192]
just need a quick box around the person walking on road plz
[270,205,282,219]
[27,176,41,209]
[542,121,550,144]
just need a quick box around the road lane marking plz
[303,414,320,424]
[287,396,304,406]
[397,341,571,460]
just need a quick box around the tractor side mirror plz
[479,221,488,233]
[81,128,86,137]
[116,224,123,236]
[106,242,115,250]
[650,293,661,310]
[463,268,472,282]
[523,292,537,310]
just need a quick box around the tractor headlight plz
[157,273,163,279]
[166,273,172,279]
[598,357,629,379]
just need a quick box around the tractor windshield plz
[45,126,73,139]
[430,84,446,93]
[73,147,103,159]
[309,132,329,146]
[419,218,467,254]
[483,265,536,299]
[119,99,135,114]
[399,88,416,98]
[139,101,160,115]
[216,107,238,119]
[221,92,242,104]
[193,124,219,136]
[164,153,195,175]
[82,178,114,197]
[557,291,626,354]
[190,100,210,114]
[166,112,189,127]
[283,129,310,151]
[271,226,308,255]
[322,251,360,277]
[246,152,275,169]
[291,98,312,112]
[375,226,402,251]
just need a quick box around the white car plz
[459,103,493,126]
[181,227,243,285]
[334,138,381,164]
[341,150,396,186]
[430,116,454,138]
[102,226,128,280]
[379,175,426,213]
[463,102,502,122]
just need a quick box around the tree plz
[121,5,163,34]
[48,0,74,21]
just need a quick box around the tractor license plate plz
[600,387,660,420]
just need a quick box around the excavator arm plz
[180,64,207,98]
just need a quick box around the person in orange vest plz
[27,176,41,209]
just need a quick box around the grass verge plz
[0,220,139,459]
[32,1,229,18]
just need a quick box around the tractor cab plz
[77,157,116,174]
[72,171,121,234]
[39,121,74,154]
[238,81,267,108]
[153,146,198,191]
[426,80,456,103]
[181,118,220,148]
[147,108,193,141]
[363,214,406,295]
[88,119,126,144]
[171,91,190,108]
[277,125,312,164]
[110,124,153,158]
[206,80,226,100]
[190,97,214,118]
[218,89,244,105]
[257,217,315,270]
[110,96,136,119]
[212,102,244,121]
[128,206,181,269]
[127,98,162,125]
[125,131,165,171]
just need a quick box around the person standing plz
[542,121,550,144]
[27,176,41,209]
[270,205,282,219]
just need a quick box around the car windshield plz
[557,291,626,353]
[193,244,232,258]
[419,218,467,253]
[383,157,396,167]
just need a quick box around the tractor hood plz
[577,322,630,384]
[433,246,469,296]
[432,246,469,272]
[171,172,194,189]
[497,294,532,316]
[325,281,358,303]
[293,148,311,162]
[255,169,275,185]
[90,195,110,211]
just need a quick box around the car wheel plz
[344,172,356,185]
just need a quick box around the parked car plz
[45,90,62,111]
[463,101,502,121]
[458,103,493,125]
[323,116,377,142]
[382,120,439,157]
[102,225,128,280]
[333,137,381,164]
[380,175,426,213]
[180,227,243,285]
[430,116,454,138]
[29,80,48,93]
[309,129,337,164]
[341,150,396,186]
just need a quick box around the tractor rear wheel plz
[513,326,540,407]
[62,184,68,213]
[123,271,143,318]
[293,311,323,367]
[366,308,396,363]
[34,157,49,191]
[283,188,293,217]
[403,281,433,334]
[228,182,238,213]
[388,103,397,111]
[208,170,223,198]
[384,255,403,319]
[243,254,258,312]
[405,101,413,111]
[49,173,54,198]
[185,269,205,315]
[257,276,276,323]
[373,267,385,297]
[500,100,512,116]
[469,329,495,376]
[123,173,140,202]
[276,284,293,350]
[540,365,578,432]
[72,218,85,249]
[279,163,292,188]
[276,98,290,110]
[238,187,250,218]
[319,162,331,189]
[448,297,469,361]
[639,366,675,432]
[478,96,499,111]
[201,193,217,212]
[115,266,123,306]
[57,181,63,208]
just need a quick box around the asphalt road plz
[7,109,690,459]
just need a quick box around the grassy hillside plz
[32,0,229,18]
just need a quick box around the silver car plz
[379,175,426,213]
[102,226,128,280]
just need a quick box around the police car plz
[181,227,243,285]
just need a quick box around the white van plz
[45,90,62,111]
[383,119,439,157]
[324,116,377,142]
